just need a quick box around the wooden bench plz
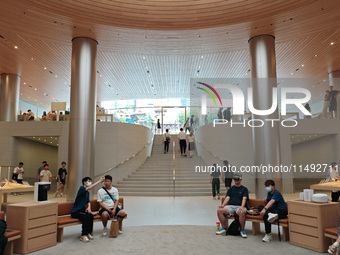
[57,198,124,242]
[1,211,22,255]
[221,198,289,241]
[324,227,338,242]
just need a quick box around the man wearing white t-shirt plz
[97,175,127,236]
[13,162,24,195]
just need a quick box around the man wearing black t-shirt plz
[216,173,249,238]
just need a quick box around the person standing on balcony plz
[329,86,339,119]
[321,90,331,118]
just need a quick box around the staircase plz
[115,134,212,196]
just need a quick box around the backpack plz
[226,218,240,236]
[0,219,8,255]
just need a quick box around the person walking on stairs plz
[178,128,187,156]
[163,129,171,153]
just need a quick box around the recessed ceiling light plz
[314,54,318,57]
[33,137,35,138]
[31,57,34,60]
[50,137,53,138]
[100,74,102,77]
[55,75,57,78]
[44,67,47,70]
[24,82,26,85]
[146,66,148,69]
[201,55,204,59]
[142,56,146,60]
[301,64,304,67]
[291,73,293,75]
[57,144,59,146]
[34,88,37,91]
[14,46,18,49]
[44,140,46,142]
[50,142,52,144]
[330,42,334,45]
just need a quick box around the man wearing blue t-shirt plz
[258,179,288,242]
[216,173,249,238]
[71,176,105,242]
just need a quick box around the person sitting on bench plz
[216,173,248,238]
[97,175,127,237]
[258,179,288,242]
[71,176,105,242]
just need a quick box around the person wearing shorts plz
[216,173,249,238]
[97,175,127,237]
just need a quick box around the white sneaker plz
[267,213,278,223]
[80,235,89,242]
[54,192,58,197]
[118,230,123,234]
[102,227,108,236]
[262,233,273,242]
[60,193,63,197]
[216,228,227,235]
[87,234,94,240]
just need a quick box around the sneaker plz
[80,235,89,242]
[240,230,247,238]
[267,213,278,223]
[54,192,58,197]
[87,234,94,240]
[328,244,339,255]
[60,193,63,197]
[216,228,227,235]
[118,230,123,234]
[262,233,273,242]
[102,227,108,237]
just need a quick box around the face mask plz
[265,186,272,192]
[86,181,92,187]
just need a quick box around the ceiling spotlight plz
[200,55,204,59]
[34,88,37,91]
[314,54,318,57]
[31,57,34,60]
[44,67,47,70]
[301,64,304,67]
[14,46,18,49]
[330,42,335,45]
[142,56,146,60]
[24,82,26,85]
[55,75,57,78]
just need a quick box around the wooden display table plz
[6,201,57,254]
[310,181,340,191]
[0,184,34,209]
[288,200,338,252]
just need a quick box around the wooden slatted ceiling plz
[0,0,339,106]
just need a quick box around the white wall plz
[12,137,58,181]
[0,122,153,190]
[195,119,340,193]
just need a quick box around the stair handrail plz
[95,138,154,178]
[172,140,176,198]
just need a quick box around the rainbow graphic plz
[196,82,223,106]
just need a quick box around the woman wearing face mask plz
[71,176,105,242]
[257,180,288,242]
